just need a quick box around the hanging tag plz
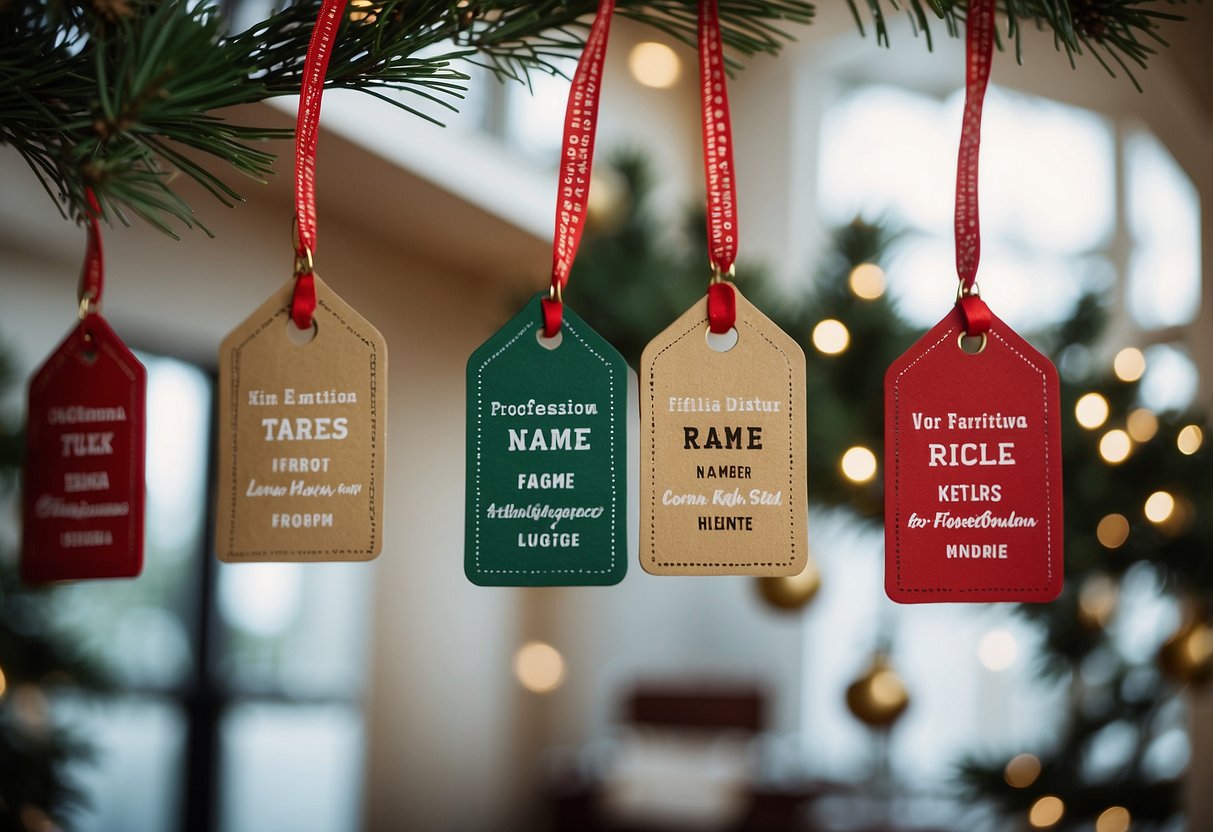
[884,306,1063,603]
[640,284,807,576]
[217,276,387,562]
[465,294,627,586]
[23,314,146,583]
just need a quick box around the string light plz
[840,446,877,483]
[1096,514,1130,549]
[513,641,566,694]
[1004,754,1042,788]
[1099,429,1132,464]
[1029,796,1065,828]
[1095,806,1131,832]
[1074,393,1110,429]
[348,0,380,23]
[628,42,681,89]
[1144,491,1175,524]
[848,263,886,299]
[0,665,6,699]
[1113,347,1146,382]
[1177,424,1204,455]
[1126,408,1158,442]
[812,319,850,355]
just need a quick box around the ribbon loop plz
[78,186,104,316]
[292,0,348,329]
[699,0,738,332]
[954,0,995,293]
[546,0,615,335]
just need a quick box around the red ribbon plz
[542,0,615,338]
[699,0,737,334]
[78,187,104,316]
[292,0,347,330]
[954,0,995,335]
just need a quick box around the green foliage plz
[0,0,1192,238]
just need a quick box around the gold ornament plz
[756,558,821,611]
[1158,615,1213,686]
[846,654,909,729]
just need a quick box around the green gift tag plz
[465,293,628,586]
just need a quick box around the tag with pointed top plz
[217,276,387,562]
[884,305,1063,603]
[23,314,146,583]
[465,293,628,586]
[640,284,807,576]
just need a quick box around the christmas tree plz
[0,0,1191,235]
[572,153,1212,829]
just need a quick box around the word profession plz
[669,397,781,413]
[490,399,598,417]
[248,389,357,406]
[683,426,762,450]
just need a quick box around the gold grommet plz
[294,247,315,276]
[548,282,563,304]
[956,280,981,301]
[957,331,987,354]
[78,292,97,320]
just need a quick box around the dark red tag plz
[884,305,1063,603]
[22,314,146,583]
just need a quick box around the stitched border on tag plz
[891,324,1053,594]
[470,317,619,577]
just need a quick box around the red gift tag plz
[884,305,1062,603]
[22,314,146,583]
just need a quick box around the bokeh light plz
[848,263,886,299]
[1095,806,1131,832]
[1099,429,1132,464]
[628,42,681,89]
[1075,393,1110,429]
[1126,408,1158,442]
[514,641,566,694]
[1004,753,1042,788]
[1177,424,1203,455]
[1113,347,1146,382]
[812,319,850,354]
[1144,491,1175,524]
[1029,795,1066,828]
[840,446,877,483]
[1096,514,1130,549]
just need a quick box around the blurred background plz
[0,2,1210,831]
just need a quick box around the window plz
[49,353,374,832]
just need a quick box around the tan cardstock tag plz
[640,284,807,576]
[217,276,386,562]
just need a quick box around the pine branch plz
[0,0,1191,237]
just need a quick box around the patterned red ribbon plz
[78,187,104,316]
[954,0,995,336]
[699,0,738,334]
[541,0,615,338]
[292,0,348,330]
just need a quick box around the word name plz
[928,442,1015,467]
[683,426,762,450]
[261,417,349,442]
[507,428,591,452]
